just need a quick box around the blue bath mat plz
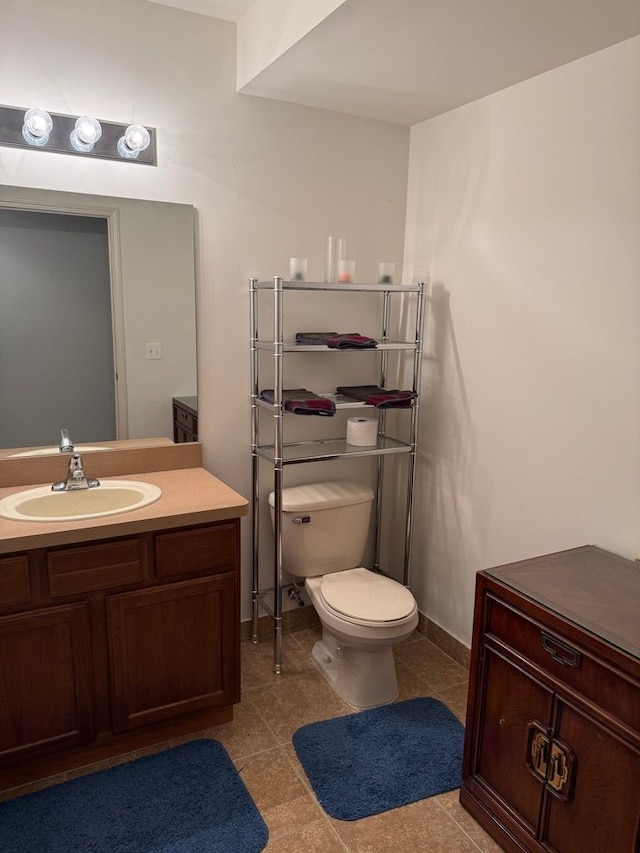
[292,697,464,821]
[0,739,268,852]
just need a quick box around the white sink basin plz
[0,480,162,522]
[8,446,110,458]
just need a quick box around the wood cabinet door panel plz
[0,603,95,760]
[107,575,237,732]
[543,702,640,853]
[475,647,554,831]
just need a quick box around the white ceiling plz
[149,0,640,125]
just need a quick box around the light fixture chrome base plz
[0,104,156,165]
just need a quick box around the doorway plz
[0,209,117,449]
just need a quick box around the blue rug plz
[292,697,464,821]
[0,739,268,853]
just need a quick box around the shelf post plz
[403,280,427,587]
[272,276,284,673]
[249,278,260,642]
[374,289,392,570]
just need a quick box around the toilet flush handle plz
[292,515,311,524]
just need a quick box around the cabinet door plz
[0,603,95,761]
[472,646,554,833]
[107,575,238,732]
[542,701,640,853]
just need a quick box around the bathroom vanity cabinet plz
[460,546,640,853]
[0,517,241,788]
[250,277,428,672]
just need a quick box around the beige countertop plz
[0,467,248,555]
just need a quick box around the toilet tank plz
[268,480,374,578]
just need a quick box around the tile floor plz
[227,626,504,852]
[5,627,505,852]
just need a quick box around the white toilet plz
[268,480,418,709]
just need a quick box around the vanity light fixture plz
[0,103,156,165]
[22,107,53,146]
[70,115,102,152]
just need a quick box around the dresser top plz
[173,396,198,413]
[484,545,640,659]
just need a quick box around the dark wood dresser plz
[172,395,198,443]
[460,545,640,853]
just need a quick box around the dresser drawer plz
[485,595,639,731]
[0,556,30,607]
[155,523,238,579]
[48,539,147,597]
[173,404,197,436]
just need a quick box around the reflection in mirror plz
[0,186,197,453]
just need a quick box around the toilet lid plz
[320,568,416,623]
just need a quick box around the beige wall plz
[0,0,410,620]
[403,36,640,646]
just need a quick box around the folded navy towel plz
[295,332,340,344]
[295,332,378,349]
[336,385,417,409]
[259,389,336,416]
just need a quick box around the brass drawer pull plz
[526,722,549,783]
[547,739,575,801]
[541,632,580,667]
[548,743,569,794]
[525,723,576,802]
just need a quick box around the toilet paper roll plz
[346,417,378,446]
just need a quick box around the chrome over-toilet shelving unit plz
[250,276,428,673]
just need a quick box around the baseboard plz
[416,613,470,670]
[241,606,470,670]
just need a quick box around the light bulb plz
[70,115,102,152]
[22,107,53,146]
[117,124,151,159]
[124,124,150,151]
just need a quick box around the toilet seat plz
[318,567,417,627]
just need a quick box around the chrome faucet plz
[59,428,74,453]
[52,450,100,491]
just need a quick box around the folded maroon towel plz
[366,390,417,408]
[295,332,378,349]
[326,334,377,350]
[259,389,336,416]
[336,385,417,409]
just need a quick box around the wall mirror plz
[0,185,197,454]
